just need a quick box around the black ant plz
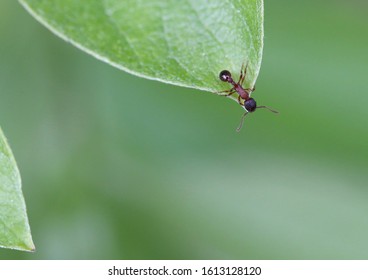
[219,63,278,131]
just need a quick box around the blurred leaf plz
[0,128,34,252]
[19,0,264,93]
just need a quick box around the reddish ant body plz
[219,64,277,131]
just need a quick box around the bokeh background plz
[1,0,368,259]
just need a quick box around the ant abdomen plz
[219,70,232,82]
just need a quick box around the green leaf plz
[19,0,263,94]
[0,128,34,252]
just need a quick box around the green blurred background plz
[1,0,368,259]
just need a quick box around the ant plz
[219,63,278,131]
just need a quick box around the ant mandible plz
[219,63,278,131]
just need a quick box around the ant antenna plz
[236,106,279,132]
[236,111,249,132]
[256,106,279,114]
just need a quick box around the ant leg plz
[245,86,256,93]
[216,88,235,96]
[237,63,245,85]
[226,89,236,96]
[237,95,244,105]
[239,74,246,86]
[238,62,249,86]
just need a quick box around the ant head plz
[244,98,257,112]
[219,70,232,82]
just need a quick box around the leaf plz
[19,0,264,94]
[0,128,34,252]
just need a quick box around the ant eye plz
[219,70,231,82]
